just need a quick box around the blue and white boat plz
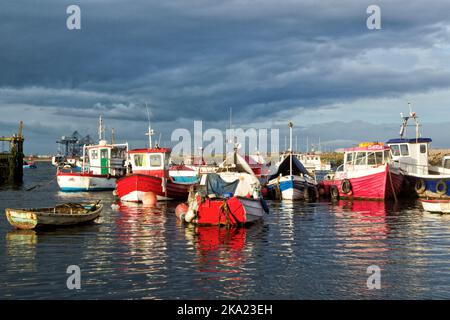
[266,154,318,200]
[266,122,318,200]
[386,107,450,199]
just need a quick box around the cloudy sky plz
[1,0,450,154]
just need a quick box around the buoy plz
[142,192,157,206]
[175,203,189,221]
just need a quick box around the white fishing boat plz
[57,116,128,192]
[386,105,450,199]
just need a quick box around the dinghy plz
[420,199,450,213]
[5,202,103,230]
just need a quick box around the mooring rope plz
[388,166,398,203]
[26,174,57,191]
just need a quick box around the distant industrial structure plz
[0,122,24,184]
[56,131,94,157]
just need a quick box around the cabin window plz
[134,154,146,167]
[444,159,450,169]
[390,145,400,156]
[355,152,367,165]
[150,154,162,167]
[376,152,383,165]
[91,150,98,160]
[367,152,377,165]
[420,144,427,154]
[400,144,409,156]
[346,152,354,164]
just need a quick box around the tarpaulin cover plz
[206,173,239,196]
[268,154,310,180]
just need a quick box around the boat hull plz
[420,199,450,213]
[5,204,102,230]
[116,174,193,202]
[57,172,116,192]
[402,174,450,199]
[322,165,403,200]
[192,196,265,226]
[267,175,317,200]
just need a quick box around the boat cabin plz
[385,138,432,175]
[83,140,129,176]
[128,147,171,178]
[340,143,391,172]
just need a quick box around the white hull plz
[57,174,116,191]
[281,188,304,200]
[421,200,450,213]
[119,190,172,202]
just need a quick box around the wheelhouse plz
[128,147,171,178]
[340,143,391,171]
[386,138,432,175]
[83,140,128,176]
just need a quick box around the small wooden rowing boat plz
[420,199,450,213]
[5,202,103,230]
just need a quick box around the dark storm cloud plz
[1,0,450,152]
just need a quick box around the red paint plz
[132,169,166,178]
[116,174,192,201]
[195,196,248,225]
[57,171,111,178]
[128,148,171,154]
[321,165,403,200]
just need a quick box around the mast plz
[145,104,155,148]
[306,136,309,153]
[111,128,116,145]
[98,115,105,141]
[288,121,293,176]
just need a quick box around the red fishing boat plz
[116,147,193,202]
[176,148,269,226]
[321,142,403,200]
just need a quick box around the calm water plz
[1,162,450,299]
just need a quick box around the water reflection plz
[115,202,169,297]
[5,230,38,272]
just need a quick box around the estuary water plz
[1,162,450,299]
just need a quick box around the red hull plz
[116,174,192,202]
[322,166,403,200]
[194,196,264,226]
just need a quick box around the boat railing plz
[390,160,429,175]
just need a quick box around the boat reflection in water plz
[183,222,265,288]
[114,201,169,298]
[5,230,38,272]
[331,199,395,241]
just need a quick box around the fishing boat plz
[57,116,128,192]
[420,199,450,213]
[23,161,37,169]
[386,106,450,199]
[5,202,103,230]
[296,152,332,182]
[321,142,403,200]
[266,122,318,200]
[116,146,195,202]
[115,118,196,202]
[175,146,269,226]
[244,152,271,184]
[266,154,318,200]
[169,164,199,183]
